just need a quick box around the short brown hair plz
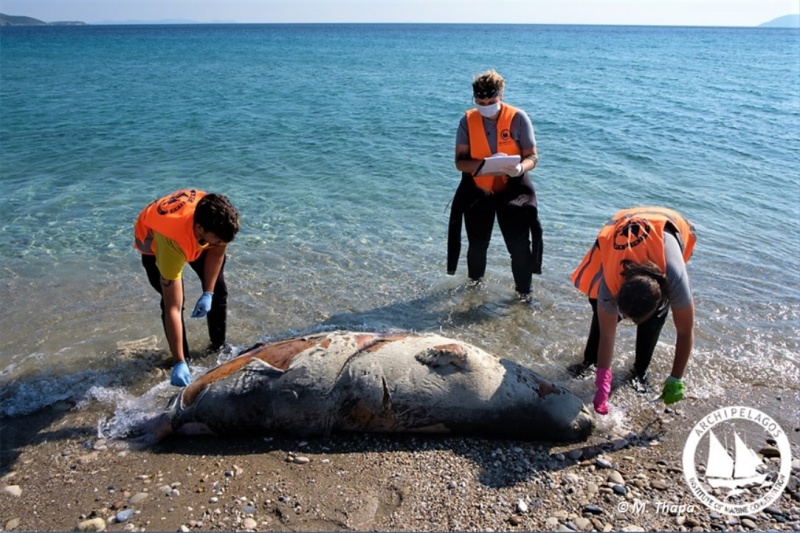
[472,69,505,99]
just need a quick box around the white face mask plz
[476,101,501,118]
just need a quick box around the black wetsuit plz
[447,171,542,294]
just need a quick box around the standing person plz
[447,69,543,300]
[569,206,696,414]
[134,189,240,386]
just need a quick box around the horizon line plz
[20,20,800,28]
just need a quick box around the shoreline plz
[1,388,798,532]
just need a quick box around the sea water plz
[1,23,798,420]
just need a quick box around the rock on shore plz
[1,394,798,531]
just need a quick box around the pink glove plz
[594,367,612,415]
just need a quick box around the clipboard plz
[476,154,520,175]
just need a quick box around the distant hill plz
[759,14,800,28]
[93,19,200,25]
[0,13,86,26]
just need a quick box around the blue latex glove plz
[170,361,191,386]
[191,291,213,318]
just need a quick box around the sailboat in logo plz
[704,429,769,489]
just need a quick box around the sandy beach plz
[1,344,798,533]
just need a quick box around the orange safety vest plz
[467,103,522,193]
[571,206,696,298]
[134,189,208,262]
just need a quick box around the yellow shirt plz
[154,232,188,281]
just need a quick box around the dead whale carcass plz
[148,331,594,442]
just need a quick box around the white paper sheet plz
[478,154,521,174]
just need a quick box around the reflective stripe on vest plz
[571,206,696,298]
[134,189,207,262]
[467,103,521,193]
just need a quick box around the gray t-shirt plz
[456,106,536,153]
[598,231,693,314]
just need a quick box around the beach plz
[2,342,799,532]
[1,22,799,532]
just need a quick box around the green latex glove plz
[662,376,685,404]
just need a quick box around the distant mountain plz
[759,14,800,28]
[0,13,85,26]
[93,19,200,25]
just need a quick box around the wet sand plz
[1,352,799,532]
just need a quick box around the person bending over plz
[134,189,240,386]
[569,206,696,414]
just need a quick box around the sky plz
[0,0,798,26]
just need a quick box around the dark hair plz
[193,193,240,243]
[617,260,668,322]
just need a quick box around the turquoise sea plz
[0,24,798,425]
